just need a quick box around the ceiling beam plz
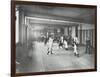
[24,11,83,24]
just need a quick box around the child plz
[73,42,79,57]
[63,40,68,50]
[47,36,53,55]
[59,36,64,49]
[73,37,79,57]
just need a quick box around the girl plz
[47,36,53,55]
[73,37,79,57]
[63,40,68,50]
[59,36,64,49]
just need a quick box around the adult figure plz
[85,37,91,54]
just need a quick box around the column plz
[75,25,78,37]
[64,27,68,36]
[72,26,75,38]
[19,8,25,44]
[80,24,82,44]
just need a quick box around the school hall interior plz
[15,4,96,73]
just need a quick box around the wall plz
[78,23,94,30]
[78,23,95,46]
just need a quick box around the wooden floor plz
[16,42,95,73]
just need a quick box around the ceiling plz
[18,5,95,24]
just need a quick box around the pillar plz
[64,27,68,36]
[19,8,25,44]
[75,25,78,37]
[72,26,75,38]
[80,24,82,44]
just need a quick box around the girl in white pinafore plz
[73,37,79,57]
[47,36,53,55]
[64,40,68,50]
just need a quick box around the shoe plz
[76,54,79,57]
[74,53,76,56]
[51,52,53,54]
[47,52,49,55]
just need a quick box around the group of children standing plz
[45,35,79,57]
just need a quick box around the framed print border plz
[11,0,97,77]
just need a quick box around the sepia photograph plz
[11,1,97,76]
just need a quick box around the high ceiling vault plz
[18,5,95,24]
